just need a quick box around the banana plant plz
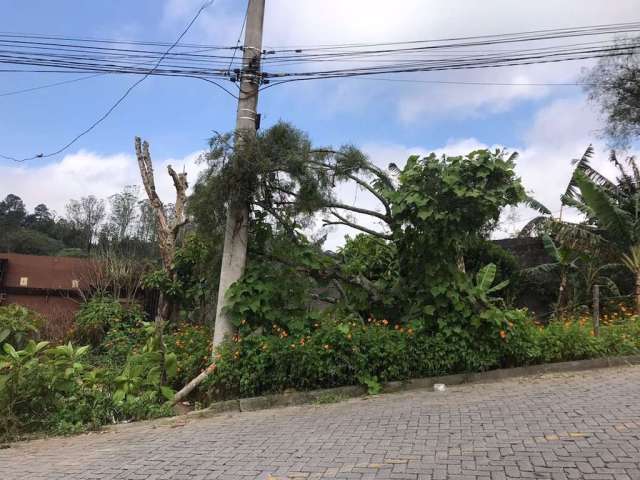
[525,234,581,318]
[469,263,510,306]
[559,147,640,313]
[571,167,640,314]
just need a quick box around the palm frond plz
[626,154,640,187]
[518,216,550,238]
[542,233,561,262]
[610,150,635,193]
[523,262,559,277]
[560,193,594,218]
[564,145,617,200]
[602,277,621,297]
[574,171,633,247]
[522,194,551,215]
[507,151,519,163]
[554,221,604,249]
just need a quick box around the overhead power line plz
[0,73,104,97]
[345,77,604,87]
[226,1,249,75]
[1,21,638,80]
[1,20,639,162]
[0,0,218,162]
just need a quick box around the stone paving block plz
[1,366,640,479]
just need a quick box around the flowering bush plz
[503,313,640,365]
[203,311,524,400]
[165,323,212,388]
[201,311,640,402]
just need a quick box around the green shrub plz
[504,315,640,366]
[203,310,521,401]
[75,297,125,347]
[0,305,42,349]
[0,322,173,441]
[96,306,147,367]
[202,310,640,402]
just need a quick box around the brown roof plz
[0,253,95,290]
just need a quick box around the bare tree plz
[134,137,188,381]
[65,195,106,253]
[135,199,159,243]
[108,185,139,241]
[78,248,146,304]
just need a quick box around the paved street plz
[2,365,640,480]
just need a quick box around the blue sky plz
[1,0,639,246]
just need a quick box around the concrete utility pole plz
[213,0,266,347]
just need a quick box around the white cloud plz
[2,96,635,250]
[0,149,204,218]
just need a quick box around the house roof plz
[0,253,95,290]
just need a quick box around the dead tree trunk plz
[135,137,188,382]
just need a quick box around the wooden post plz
[592,284,600,336]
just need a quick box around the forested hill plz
[0,190,159,258]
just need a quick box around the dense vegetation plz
[0,186,159,257]
[2,68,640,441]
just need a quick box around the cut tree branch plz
[308,159,391,217]
[324,210,392,240]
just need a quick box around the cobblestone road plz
[2,365,640,479]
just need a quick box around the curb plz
[100,354,640,433]
[184,354,640,420]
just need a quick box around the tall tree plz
[65,196,106,253]
[583,36,640,147]
[24,203,54,233]
[108,185,139,241]
[135,199,158,243]
[0,194,27,228]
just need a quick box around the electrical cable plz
[0,0,218,162]
[2,20,639,161]
[0,72,104,97]
[227,1,249,76]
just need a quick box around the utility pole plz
[213,0,265,347]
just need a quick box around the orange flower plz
[382,319,389,326]
[499,330,507,339]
